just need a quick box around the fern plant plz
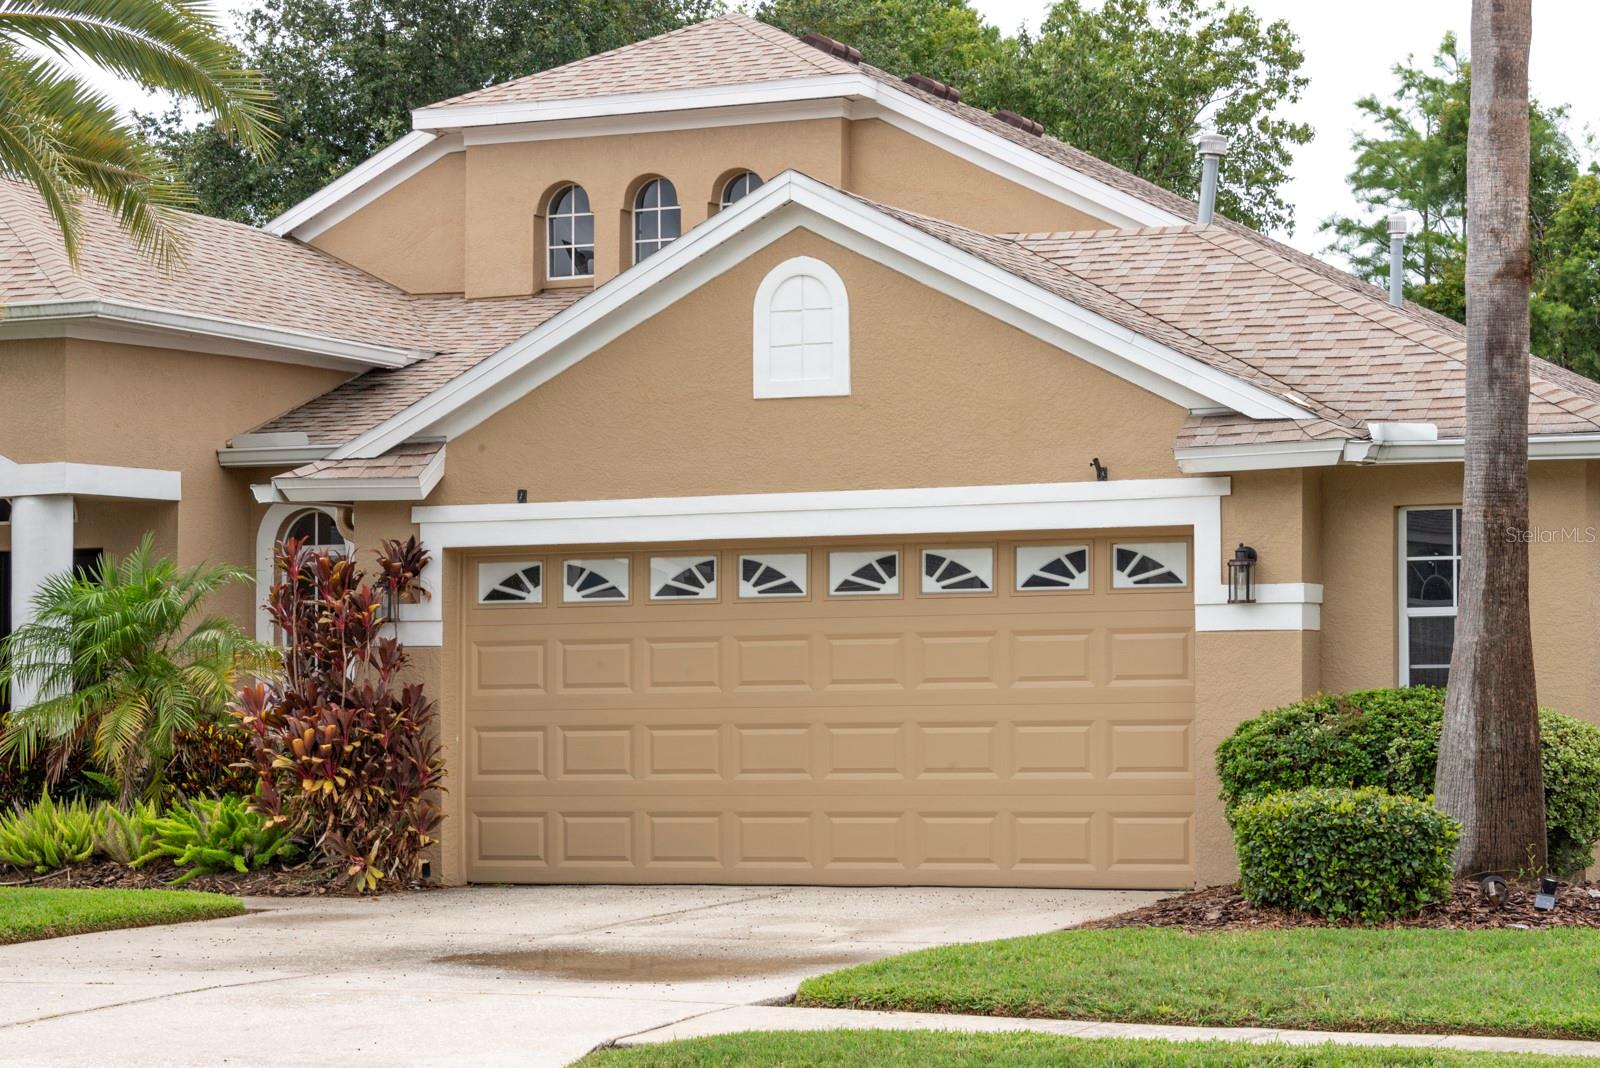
[0,793,106,872]
[148,795,297,885]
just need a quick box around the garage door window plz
[1016,545,1090,591]
[564,558,630,602]
[1112,542,1187,588]
[829,550,899,595]
[479,561,543,604]
[739,554,807,598]
[920,548,993,593]
[651,555,717,600]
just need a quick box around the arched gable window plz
[547,184,594,279]
[632,178,680,263]
[752,256,850,398]
[719,171,763,209]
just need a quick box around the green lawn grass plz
[0,886,244,944]
[796,927,1600,1040]
[575,1030,1598,1067]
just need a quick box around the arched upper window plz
[719,171,763,209]
[632,178,680,263]
[546,184,594,280]
[752,256,850,398]
[282,508,344,558]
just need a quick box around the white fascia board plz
[0,299,426,370]
[217,445,336,468]
[251,483,286,504]
[411,72,1182,230]
[265,131,457,238]
[272,444,446,502]
[852,83,1182,230]
[331,173,1304,461]
[0,462,180,501]
[1175,437,1348,473]
[1343,432,1600,465]
[460,98,852,147]
[411,74,866,131]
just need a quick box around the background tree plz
[1321,33,1600,377]
[1534,173,1600,379]
[0,0,275,263]
[142,0,712,224]
[761,0,1312,233]
[0,537,274,805]
[1435,0,1545,878]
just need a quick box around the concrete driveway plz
[0,884,1160,1067]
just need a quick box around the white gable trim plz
[0,298,427,370]
[328,172,1307,462]
[265,131,463,240]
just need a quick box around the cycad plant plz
[0,535,276,803]
[0,0,277,265]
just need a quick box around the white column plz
[9,495,74,707]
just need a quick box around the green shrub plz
[1232,787,1459,921]
[1216,687,1600,874]
[148,794,297,885]
[0,794,107,872]
[98,800,162,867]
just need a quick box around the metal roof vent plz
[800,32,861,64]
[992,109,1044,136]
[1195,131,1229,225]
[904,73,961,102]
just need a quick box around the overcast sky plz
[970,0,1599,254]
[79,1,1598,261]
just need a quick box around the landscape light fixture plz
[1534,876,1559,912]
[1226,544,1258,604]
[1478,875,1510,908]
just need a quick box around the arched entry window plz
[632,178,680,263]
[282,508,344,557]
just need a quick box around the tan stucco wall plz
[1319,460,1600,717]
[437,227,1187,503]
[462,118,850,297]
[0,338,351,626]
[310,153,467,294]
[313,115,1112,299]
[846,118,1108,235]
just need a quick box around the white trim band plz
[0,462,180,501]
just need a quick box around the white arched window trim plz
[752,255,850,399]
[253,503,354,642]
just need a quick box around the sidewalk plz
[613,1004,1600,1060]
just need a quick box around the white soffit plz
[328,171,1308,462]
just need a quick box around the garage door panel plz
[463,535,1194,887]
[464,796,1194,887]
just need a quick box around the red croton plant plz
[231,535,443,891]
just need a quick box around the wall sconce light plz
[1227,544,1258,604]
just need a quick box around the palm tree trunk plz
[1435,0,1545,877]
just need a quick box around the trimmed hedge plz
[1232,787,1459,921]
[1216,687,1600,875]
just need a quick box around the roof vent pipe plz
[1387,213,1408,306]
[1195,132,1228,225]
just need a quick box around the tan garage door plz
[461,533,1195,887]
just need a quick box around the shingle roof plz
[280,439,443,482]
[247,291,584,445]
[0,180,432,352]
[1007,224,1600,444]
[427,14,855,109]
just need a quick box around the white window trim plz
[1397,504,1461,687]
[253,503,355,643]
[547,184,595,280]
[752,255,850,398]
[632,178,681,264]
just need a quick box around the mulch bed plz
[0,860,432,897]
[1082,879,1600,931]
